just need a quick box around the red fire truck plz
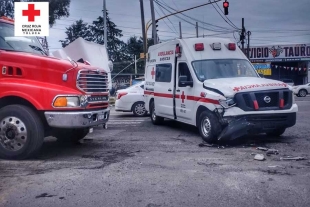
[0,17,110,159]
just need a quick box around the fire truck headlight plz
[219,98,236,108]
[53,96,80,108]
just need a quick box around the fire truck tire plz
[0,105,44,160]
[198,110,222,143]
[266,128,286,137]
[54,128,89,143]
[150,101,164,125]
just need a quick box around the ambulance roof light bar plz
[211,42,221,50]
[195,43,204,51]
[176,45,182,57]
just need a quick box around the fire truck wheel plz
[266,128,286,137]
[132,102,147,117]
[150,101,164,125]
[198,110,222,143]
[54,128,89,143]
[0,105,44,160]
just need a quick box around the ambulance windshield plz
[192,59,259,81]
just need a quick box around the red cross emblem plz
[180,91,186,103]
[22,4,40,22]
[151,67,155,79]
[233,87,240,92]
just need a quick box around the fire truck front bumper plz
[44,108,110,128]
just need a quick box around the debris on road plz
[254,154,265,161]
[266,149,279,156]
[268,165,286,169]
[257,147,269,151]
[198,143,213,147]
[280,156,306,161]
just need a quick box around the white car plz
[292,83,310,97]
[115,81,147,117]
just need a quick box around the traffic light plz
[155,20,159,32]
[223,1,229,15]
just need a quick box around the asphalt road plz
[0,96,310,207]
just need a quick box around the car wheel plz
[132,102,147,117]
[0,105,44,160]
[150,101,164,125]
[298,89,307,97]
[198,110,222,143]
[266,128,286,137]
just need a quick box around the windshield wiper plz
[29,45,47,56]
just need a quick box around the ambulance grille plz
[234,89,293,111]
[77,69,109,93]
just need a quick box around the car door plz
[175,62,195,123]
[307,83,310,93]
[154,63,174,118]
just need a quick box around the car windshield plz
[192,59,259,82]
[0,22,46,56]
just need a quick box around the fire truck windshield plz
[0,22,47,56]
[192,59,259,81]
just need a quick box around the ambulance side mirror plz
[179,75,193,87]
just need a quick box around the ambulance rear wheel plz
[198,110,221,143]
[150,101,164,125]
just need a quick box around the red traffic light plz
[223,2,229,8]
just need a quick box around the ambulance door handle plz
[176,89,180,92]
[168,88,172,92]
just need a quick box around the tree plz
[0,0,70,27]
[59,19,92,48]
[59,12,131,73]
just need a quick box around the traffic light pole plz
[139,0,147,63]
[241,18,245,52]
[247,31,251,58]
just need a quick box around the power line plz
[154,0,236,33]
[214,1,240,30]
[156,3,179,35]
[154,7,178,37]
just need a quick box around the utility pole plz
[240,18,246,53]
[139,0,147,62]
[196,22,198,37]
[103,0,107,48]
[179,22,182,39]
[247,31,251,59]
[150,0,157,44]
[134,55,137,76]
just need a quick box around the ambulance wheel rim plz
[135,103,146,115]
[201,117,211,137]
[0,116,27,152]
[152,104,156,120]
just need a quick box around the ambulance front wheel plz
[198,110,222,143]
[150,101,164,125]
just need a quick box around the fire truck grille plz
[77,69,109,93]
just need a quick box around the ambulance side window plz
[155,64,172,82]
[178,63,192,81]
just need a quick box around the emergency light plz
[211,42,221,50]
[228,43,236,50]
[176,45,182,57]
[195,43,204,51]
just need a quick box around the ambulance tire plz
[198,110,222,143]
[150,101,164,125]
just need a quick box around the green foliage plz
[0,0,70,27]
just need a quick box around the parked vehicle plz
[115,81,147,117]
[0,17,110,160]
[293,83,310,97]
[144,37,298,143]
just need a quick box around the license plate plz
[98,114,105,121]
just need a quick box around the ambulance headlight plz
[219,98,236,108]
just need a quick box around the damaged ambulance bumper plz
[217,103,298,141]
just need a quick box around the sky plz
[47,0,310,53]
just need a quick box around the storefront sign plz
[246,44,310,62]
[252,63,272,75]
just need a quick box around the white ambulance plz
[144,37,298,143]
